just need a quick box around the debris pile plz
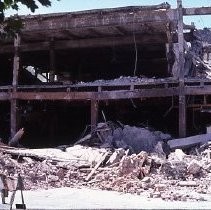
[75,122,171,154]
[75,76,176,86]
[0,142,211,202]
[87,148,211,201]
[188,28,211,79]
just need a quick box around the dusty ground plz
[1,187,211,209]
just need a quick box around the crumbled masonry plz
[1,2,211,205]
[0,139,211,202]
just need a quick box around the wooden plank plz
[85,151,109,181]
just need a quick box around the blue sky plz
[5,0,211,29]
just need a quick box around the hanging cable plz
[132,13,138,76]
[133,32,138,76]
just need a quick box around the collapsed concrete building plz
[0,1,211,148]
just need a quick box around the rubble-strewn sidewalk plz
[0,143,211,202]
[1,123,211,203]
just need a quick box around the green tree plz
[0,0,55,37]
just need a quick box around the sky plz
[5,0,211,29]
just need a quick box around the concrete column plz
[11,34,20,138]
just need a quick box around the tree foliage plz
[0,0,55,38]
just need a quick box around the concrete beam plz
[0,34,167,54]
[168,133,211,149]
[183,7,211,16]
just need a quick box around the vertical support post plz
[12,34,20,90]
[10,100,18,138]
[91,100,99,130]
[179,94,186,137]
[166,23,174,76]
[11,34,20,138]
[49,38,56,82]
[177,0,186,137]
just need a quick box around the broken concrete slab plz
[167,133,211,150]
[76,122,172,154]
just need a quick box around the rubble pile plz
[0,143,211,202]
[76,122,171,154]
[0,145,111,190]
[88,148,211,201]
[0,151,83,190]
[189,28,211,79]
[75,76,176,86]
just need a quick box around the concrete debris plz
[174,149,188,161]
[76,122,171,154]
[75,76,176,87]
[0,136,211,202]
[167,133,211,150]
[1,145,110,168]
[193,29,211,44]
[188,28,211,79]
[187,160,201,175]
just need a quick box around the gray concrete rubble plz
[75,122,172,154]
[186,28,211,79]
[75,76,176,86]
